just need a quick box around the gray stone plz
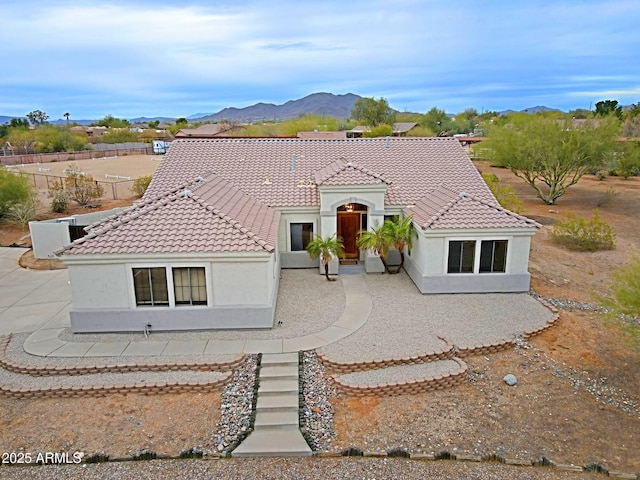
[503,373,518,386]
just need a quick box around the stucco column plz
[320,212,339,275]
[364,211,386,273]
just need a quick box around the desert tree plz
[479,115,619,204]
[26,110,49,126]
[351,97,396,127]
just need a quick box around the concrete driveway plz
[0,247,71,335]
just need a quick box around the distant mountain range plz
[498,106,562,116]
[0,98,595,127]
[194,92,361,123]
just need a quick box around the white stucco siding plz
[505,234,532,273]
[212,261,271,305]
[68,263,130,309]
[30,221,71,260]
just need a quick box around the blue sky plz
[1,0,639,120]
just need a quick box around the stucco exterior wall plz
[278,210,318,268]
[30,208,127,259]
[405,228,536,294]
[65,252,279,332]
[69,263,130,309]
[30,221,71,260]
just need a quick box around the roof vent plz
[290,154,296,172]
[263,173,272,185]
[181,189,191,197]
[196,176,205,182]
[346,161,352,167]
[460,191,468,197]
[385,136,390,148]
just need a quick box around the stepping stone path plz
[232,352,312,457]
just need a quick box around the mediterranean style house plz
[56,137,540,333]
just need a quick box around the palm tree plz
[382,215,415,274]
[357,220,390,273]
[63,112,70,124]
[306,234,345,281]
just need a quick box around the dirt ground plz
[0,163,638,472]
[13,154,161,184]
[332,164,640,472]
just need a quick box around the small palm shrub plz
[550,209,616,251]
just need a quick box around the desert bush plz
[596,186,619,208]
[550,209,616,251]
[482,172,524,213]
[605,255,640,316]
[50,189,68,213]
[131,175,152,197]
[6,194,39,227]
[0,170,32,217]
[50,164,105,206]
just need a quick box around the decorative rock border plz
[331,358,468,397]
[2,448,637,478]
[316,449,639,478]
[0,334,246,376]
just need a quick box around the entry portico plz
[315,159,389,274]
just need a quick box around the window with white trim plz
[447,240,476,273]
[290,223,313,251]
[479,240,508,273]
[132,267,169,306]
[173,267,207,306]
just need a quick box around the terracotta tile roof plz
[145,137,493,208]
[314,158,389,186]
[57,173,280,255]
[405,186,540,230]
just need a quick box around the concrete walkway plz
[232,353,312,457]
[0,247,372,358]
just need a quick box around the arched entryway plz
[337,203,368,261]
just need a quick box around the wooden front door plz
[338,213,360,258]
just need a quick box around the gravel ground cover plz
[319,271,554,363]
[335,360,463,386]
[0,458,603,480]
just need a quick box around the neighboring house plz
[297,131,347,139]
[392,122,418,136]
[57,137,539,333]
[174,123,244,138]
[70,126,108,139]
[347,123,418,137]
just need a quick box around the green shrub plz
[51,190,68,213]
[6,195,39,227]
[606,255,640,316]
[0,170,32,217]
[131,175,152,197]
[550,209,616,251]
[482,172,524,213]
